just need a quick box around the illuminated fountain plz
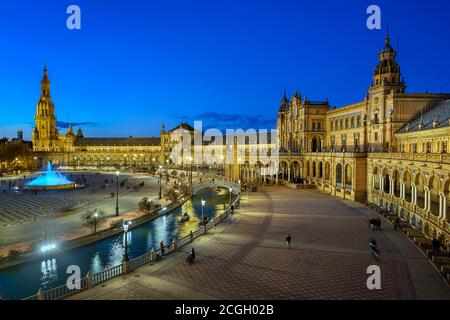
[24,162,80,191]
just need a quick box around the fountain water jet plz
[25,162,80,190]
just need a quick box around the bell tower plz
[32,66,59,151]
[370,31,405,94]
[367,31,406,152]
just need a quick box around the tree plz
[149,164,156,177]
[179,182,190,195]
[0,139,31,169]
[80,209,106,234]
[138,197,160,215]
[165,188,178,203]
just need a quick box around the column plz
[425,187,430,211]
[400,181,405,199]
[389,178,394,195]
[442,195,447,220]
[372,175,375,191]
[379,176,384,193]
[411,185,417,205]
[287,167,291,182]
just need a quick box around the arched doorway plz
[382,168,390,193]
[427,175,440,216]
[345,164,352,191]
[324,162,330,181]
[415,173,426,209]
[318,162,323,179]
[311,161,316,178]
[392,169,400,198]
[336,163,343,188]
[403,170,412,202]
[311,136,321,152]
[373,166,379,190]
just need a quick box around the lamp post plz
[93,211,98,235]
[115,170,120,216]
[159,165,163,199]
[229,186,233,206]
[201,198,206,225]
[122,221,131,262]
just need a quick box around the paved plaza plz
[70,186,450,300]
[0,172,160,246]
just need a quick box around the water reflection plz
[40,259,58,289]
[0,187,236,299]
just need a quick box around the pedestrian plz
[160,241,165,256]
[369,218,375,231]
[376,218,382,231]
[393,218,399,231]
[191,248,196,263]
[286,234,292,249]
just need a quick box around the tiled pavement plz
[70,187,450,300]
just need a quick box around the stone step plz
[432,256,450,264]
[427,250,449,259]
[407,230,424,238]
[440,265,450,274]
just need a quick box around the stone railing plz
[193,180,240,195]
[372,191,448,234]
[368,153,450,164]
[23,192,241,301]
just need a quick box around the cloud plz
[56,121,95,128]
[177,112,276,131]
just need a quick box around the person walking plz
[393,218,399,231]
[286,234,292,249]
[190,248,196,263]
[376,218,382,231]
[160,241,165,257]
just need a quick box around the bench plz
[414,238,432,249]
[110,219,124,229]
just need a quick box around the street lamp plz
[229,186,233,206]
[122,221,131,262]
[115,171,120,216]
[159,165,163,199]
[93,211,98,235]
[201,198,206,225]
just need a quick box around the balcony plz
[368,152,449,164]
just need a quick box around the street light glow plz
[40,243,56,253]
[201,198,206,206]
[116,170,120,176]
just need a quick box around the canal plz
[0,187,235,300]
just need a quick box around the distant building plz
[17,129,23,141]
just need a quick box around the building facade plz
[272,33,450,243]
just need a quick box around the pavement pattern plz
[70,186,450,300]
[0,173,161,246]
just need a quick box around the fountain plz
[24,162,80,191]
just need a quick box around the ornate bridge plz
[192,180,240,195]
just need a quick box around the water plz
[26,162,74,187]
[0,187,236,299]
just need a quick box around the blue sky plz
[1,0,449,139]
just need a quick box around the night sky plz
[1,0,449,139]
